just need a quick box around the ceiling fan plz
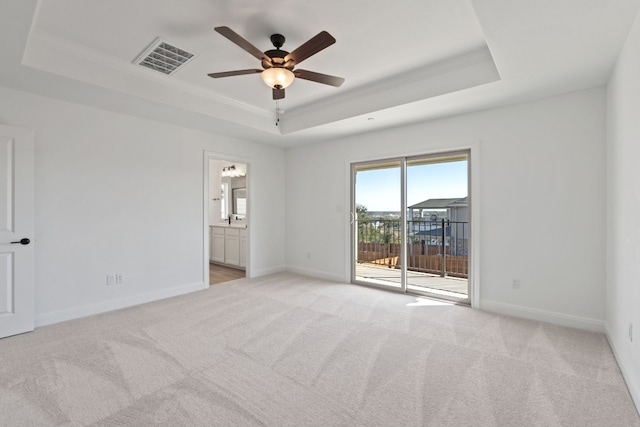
[208,26,345,100]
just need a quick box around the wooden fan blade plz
[272,87,285,100]
[208,69,263,78]
[214,26,272,65]
[284,31,335,66]
[294,69,345,87]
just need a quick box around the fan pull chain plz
[275,101,281,126]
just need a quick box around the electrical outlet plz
[107,274,115,286]
[115,273,124,284]
[630,323,633,342]
[511,279,520,289]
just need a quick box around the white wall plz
[606,9,640,412]
[286,87,606,330]
[0,87,286,325]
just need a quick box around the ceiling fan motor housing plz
[262,50,290,69]
[263,34,292,70]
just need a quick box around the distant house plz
[408,198,468,255]
[408,197,468,223]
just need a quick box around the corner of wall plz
[285,266,346,283]
[603,4,640,418]
[606,324,640,416]
[480,299,605,333]
[250,265,287,278]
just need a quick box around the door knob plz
[10,238,30,245]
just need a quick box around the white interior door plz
[0,125,35,339]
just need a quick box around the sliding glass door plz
[405,154,469,301]
[352,160,404,290]
[351,151,470,303]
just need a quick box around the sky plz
[355,160,468,211]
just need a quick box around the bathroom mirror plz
[232,188,246,216]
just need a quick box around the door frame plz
[350,157,407,293]
[346,142,480,308]
[203,151,251,287]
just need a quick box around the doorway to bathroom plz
[204,152,249,286]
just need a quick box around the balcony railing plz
[357,219,468,278]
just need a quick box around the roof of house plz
[408,197,468,210]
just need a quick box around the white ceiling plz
[2,0,640,147]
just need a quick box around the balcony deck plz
[355,264,468,301]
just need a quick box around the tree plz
[355,204,369,220]
[356,204,370,243]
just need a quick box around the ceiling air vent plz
[134,37,196,75]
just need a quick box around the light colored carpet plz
[0,272,638,426]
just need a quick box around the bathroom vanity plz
[210,223,247,269]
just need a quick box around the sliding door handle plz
[10,238,30,245]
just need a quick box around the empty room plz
[1,0,639,425]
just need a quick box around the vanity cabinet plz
[210,227,226,264]
[210,226,246,270]
[224,228,241,266]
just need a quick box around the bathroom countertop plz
[211,223,247,229]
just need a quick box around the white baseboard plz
[250,264,286,278]
[35,281,206,327]
[480,299,605,333]
[606,326,640,417]
[286,265,345,283]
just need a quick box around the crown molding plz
[296,48,496,114]
[280,46,501,134]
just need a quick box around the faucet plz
[228,215,232,225]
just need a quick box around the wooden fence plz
[357,242,468,278]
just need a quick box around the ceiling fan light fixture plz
[261,68,294,89]
[209,27,343,100]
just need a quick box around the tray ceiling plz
[3,0,639,146]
